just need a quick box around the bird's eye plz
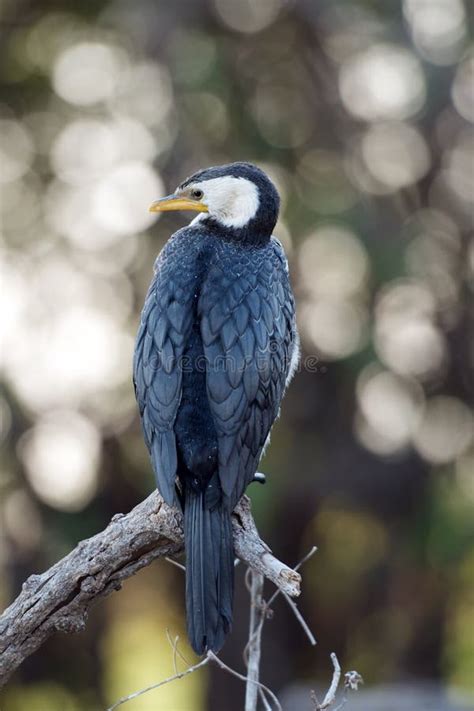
[192,188,203,200]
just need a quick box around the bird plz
[133,162,299,655]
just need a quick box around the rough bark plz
[0,492,300,687]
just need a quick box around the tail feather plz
[184,485,234,654]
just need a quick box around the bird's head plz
[149,162,280,243]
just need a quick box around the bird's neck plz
[191,214,273,246]
[209,217,272,245]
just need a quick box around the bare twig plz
[282,592,317,646]
[105,654,211,711]
[244,545,318,666]
[165,629,180,675]
[311,653,362,711]
[241,546,318,711]
[165,556,186,572]
[106,647,283,711]
[333,696,348,711]
[0,493,300,686]
[295,545,318,571]
[265,545,318,612]
[245,569,265,711]
[208,652,282,711]
[320,653,341,708]
[333,671,364,711]
[173,638,190,668]
[259,687,273,711]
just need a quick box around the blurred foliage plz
[0,0,473,709]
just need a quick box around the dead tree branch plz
[0,492,301,687]
[244,569,266,711]
[242,545,318,711]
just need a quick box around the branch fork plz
[0,492,300,686]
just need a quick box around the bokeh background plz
[1,0,473,709]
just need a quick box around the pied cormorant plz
[133,162,299,654]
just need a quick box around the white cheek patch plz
[196,176,260,228]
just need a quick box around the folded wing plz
[199,238,298,509]
[133,238,195,504]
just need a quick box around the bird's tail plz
[184,481,234,655]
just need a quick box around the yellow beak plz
[148,194,209,213]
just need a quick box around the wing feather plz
[133,232,197,505]
[200,238,298,508]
